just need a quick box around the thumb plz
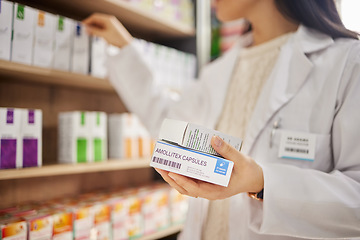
[211,135,240,162]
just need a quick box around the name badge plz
[278,130,316,161]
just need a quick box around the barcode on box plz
[285,147,309,154]
[152,157,181,169]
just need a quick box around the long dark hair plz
[274,0,359,39]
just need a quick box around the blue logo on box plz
[214,158,229,175]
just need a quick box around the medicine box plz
[71,204,94,240]
[106,196,130,240]
[91,37,107,78]
[92,202,111,240]
[0,0,13,60]
[32,11,56,68]
[0,217,27,240]
[108,113,139,159]
[23,212,54,240]
[21,109,42,168]
[71,22,90,75]
[58,111,91,163]
[159,118,242,156]
[89,111,107,162]
[53,17,75,71]
[0,108,22,169]
[52,211,73,240]
[151,140,234,187]
[12,4,36,65]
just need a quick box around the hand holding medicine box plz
[151,119,242,187]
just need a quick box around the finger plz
[82,13,108,25]
[155,169,188,195]
[85,25,106,37]
[211,136,241,163]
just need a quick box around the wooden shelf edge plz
[0,159,151,180]
[139,224,183,240]
[0,60,115,92]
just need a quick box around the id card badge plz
[278,130,316,161]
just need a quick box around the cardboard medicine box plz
[58,111,91,163]
[159,118,242,156]
[12,4,36,65]
[71,22,90,75]
[53,16,75,71]
[0,0,14,60]
[151,140,234,187]
[21,109,42,168]
[32,11,56,68]
[0,108,22,169]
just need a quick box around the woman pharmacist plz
[84,0,360,239]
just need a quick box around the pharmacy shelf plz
[0,159,151,180]
[140,224,183,240]
[13,0,195,40]
[0,60,114,92]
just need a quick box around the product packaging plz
[52,210,73,240]
[0,217,27,240]
[0,108,22,169]
[108,113,139,159]
[12,4,36,65]
[151,140,234,187]
[91,36,107,78]
[22,212,54,240]
[71,22,90,75]
[0,0,14,60]
[107,195,130,240]
[71,204,94,240]
[89,111,107,162]
[21,109,42,168]
[92,202,111,240]
[58,111,91,163]
[159,118,242,156]
[32,11,56,68]
[169,187,188,224]
[141,185,170,234]
[53,16,75,71]
[125,190,143,239]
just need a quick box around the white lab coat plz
[106,25,360,239]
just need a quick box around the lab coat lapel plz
[242,34,312,155]
[242,26,334,155]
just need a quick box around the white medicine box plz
[71,22,90,75]
[53,16,75,71]
[0,0,14,60]
[33,11,56,68]
[91,36,107,78]
[20,109,42,168]
[12,4,36,65]
[89,111,107,162]
[58,111,91,164]
[0,108,22,169]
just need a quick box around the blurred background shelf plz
[11,0,195,41]
[0,60,114,92]
[0,159,151,180]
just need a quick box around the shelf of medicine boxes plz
[0,158,151,180]
[0,60,115,92]
[13,0,195,41]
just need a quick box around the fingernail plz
[214,136,223,148]
[168,173,177,181]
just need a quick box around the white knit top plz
[202,32,293,240]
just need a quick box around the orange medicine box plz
[0,216,27,240]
